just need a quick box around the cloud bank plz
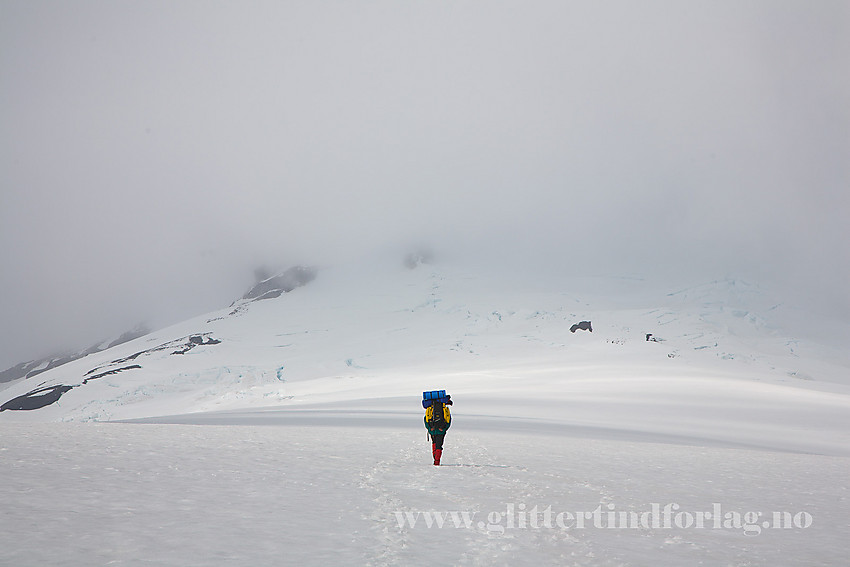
[1,1,848,368]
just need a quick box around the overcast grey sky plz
[1,1,848,369]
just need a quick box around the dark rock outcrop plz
[242,266,316,301]
[0,325,150,384]
[82,365,142,384]
[0,385,76,412]
[1,333,223,412]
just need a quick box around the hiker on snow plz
[425,395,452,465]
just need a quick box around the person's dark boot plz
[434,449,442,466]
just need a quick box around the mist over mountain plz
[1,1,848,372]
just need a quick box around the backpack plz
[426,401,450,433]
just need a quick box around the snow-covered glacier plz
[2,261,848,565]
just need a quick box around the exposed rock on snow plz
[0,325,150,384]
[242,266,316,301]
[0,384,75,411]
[0,334,222,412]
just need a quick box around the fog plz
[1,1,848,370]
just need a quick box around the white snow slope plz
[2,261,849,566]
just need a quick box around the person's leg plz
[432,434,445,465]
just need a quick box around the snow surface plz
[2,422,847,566]
[1,262,849,565]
